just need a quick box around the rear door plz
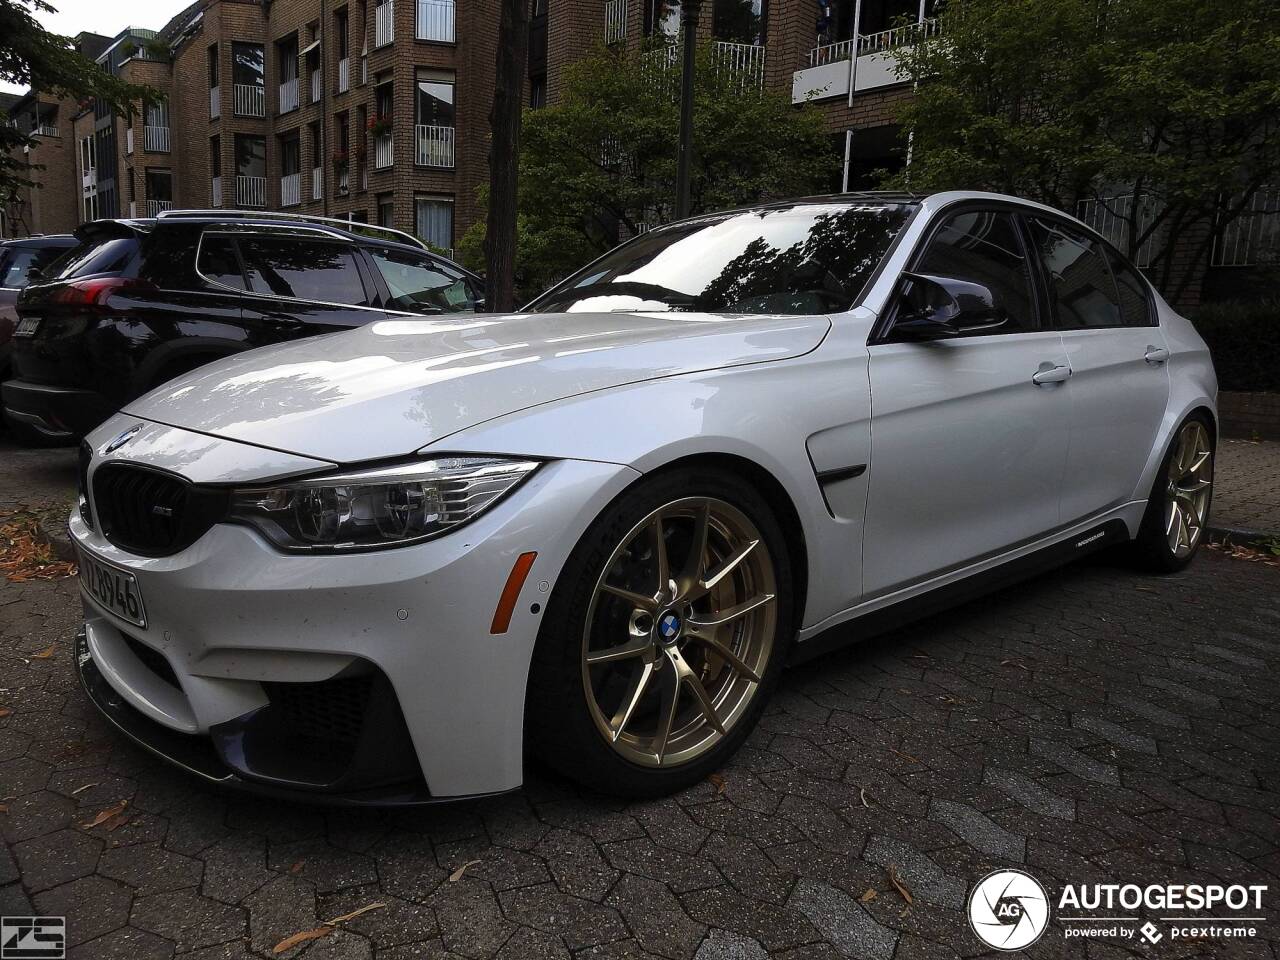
[232,231,380,338]
[1024,217,1170,523]
[863,207,1071,598]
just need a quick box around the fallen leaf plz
[289,861,304,874]
[31,645,56,660]
[105,813,131,832]
[0,707,12,718]
[889,747,921,765]
[448,859,482,882]
[707,773,727,795]
[81,799,128,829]
[859,787,871,808]
[272,926,334,954]
[1000,659,1031,672]
[860,888,878,902]
[71,783,99,795]
[888,864,914,905]
[0,804,8,814]
[322,902,386,925]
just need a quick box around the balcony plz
[338,57,350,92]
[236,174,266,207]
[716,41,765,88]
[35,123,58,137]
[144,125,170,152]
[375,1,394,47]
[211,176,222,207]
[279,77,299,114]
[374,131,393,168]
[311,69,322,104]
[125,128,134,154]
[144,199,172,217]
[234,84,266,117]
[210,85,221,119]
[604,0,626,44]
[416,0,454,42]
[281,172,301,207]
[794,18,939,103]
[414,124,454,167]
[312,167,323,200]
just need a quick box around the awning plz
[301,38,321,56]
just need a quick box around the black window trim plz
[870,199,1050,345]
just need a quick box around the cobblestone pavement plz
[1,441,1278,959]
[1215,440,1280,535]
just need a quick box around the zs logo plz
[1,917,65,959]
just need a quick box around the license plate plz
[79,549,147,627]
[14,316,39,337]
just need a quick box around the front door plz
[863,208,1071,598]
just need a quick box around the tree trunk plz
[485,0,530,312]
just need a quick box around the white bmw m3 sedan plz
[71,191,1216,802]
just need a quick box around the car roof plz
[1,234,78,249]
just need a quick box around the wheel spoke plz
[688,631,762,684]
[1176,503,1191,552]
[601,582,658,612]
[586,638,652,666]
[692,539,759,600]
[669,647,725,735]
[610,660,658,741]
[651,664,681,763]
[651,513,670,601]
[676,501,710,599]
[687,593,775,630]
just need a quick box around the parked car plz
[1,212,482,442]
[71,191,1215,803]
[0,234,79,439]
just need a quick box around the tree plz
[885,0,1280,300]
[483,0,530,312]
[461,42,832,296]
[0,0,150,203]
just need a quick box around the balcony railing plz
[1076,194,1160,270]
[1212,186,1280,268]
[375,131,393,168]
[338,58,350,92]
[416,0,455,41]
[144,199,172,217]
[36,123,58,137]
[144,125,170,152]
[281,172,301,207]
[211,176,222,207]
[312,167,323,200]
[604,0,626,44]
[808,17,940,66]
[338,166,350,195]
[311,69,322,103]
[278,77,299,114]
[210,85,221,118]
[125,128,134,154]
[234,83,266,117]
[236,174,266,207]
[415,124,454,167]
[375,1,394,47]
[715,41,765,87]
[361,55,368,85]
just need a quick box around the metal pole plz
[675,0,702,219]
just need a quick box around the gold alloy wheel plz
[1165,420,1213,559]
[581,497,778,768]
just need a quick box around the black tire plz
[526,465,794,797]
[1131,411,1215,573]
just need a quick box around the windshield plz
[529,203,913,316]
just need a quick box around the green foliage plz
[474,42,832,295]
[1191,299,1280,393]
[0,0,151,202]
[886,0,1280,301]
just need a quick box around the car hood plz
[126,310,831,463]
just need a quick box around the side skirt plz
[789,518,1131,665]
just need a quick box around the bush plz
[1191,299,1280,393]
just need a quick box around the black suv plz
[1,212,482,441]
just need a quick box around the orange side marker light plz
[490,551,538,634]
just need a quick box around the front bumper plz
[2,378,115,438]
[71,452,638,800]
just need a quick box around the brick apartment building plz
[1,0,936,254]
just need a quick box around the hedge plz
[1190,300,1280,394]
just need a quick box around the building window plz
[145,168,173,216]
[377,192,394,228]
[208,43,219,87]
[644,0,681,37]
[530,75,546,109]
[415,72,455,167]
[232,42,266,116]
[416,0,457,42]
[712,0,767,45]
[277,35,300,114]
[415,196,453,251]
[234,134,267,206]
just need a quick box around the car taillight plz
[49,277,155,308]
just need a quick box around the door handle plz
[1144,346,1170,364]
[1032,363,1072,385]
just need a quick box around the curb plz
[1207,525,1280,546]
[34,517,77,564]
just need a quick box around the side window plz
[1027,218,1123,328]
[197,234,248,290]
[237,236,368,305]
[1105,248,1153,327]
[369,247,478,314]
[915,210,1036,332]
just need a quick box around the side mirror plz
[891,272,1007,342]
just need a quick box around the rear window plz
[47,236,140,280]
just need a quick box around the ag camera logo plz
[968,870,1050,951]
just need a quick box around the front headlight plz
[227,456,540,552]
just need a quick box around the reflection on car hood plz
[125,310,831,463]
